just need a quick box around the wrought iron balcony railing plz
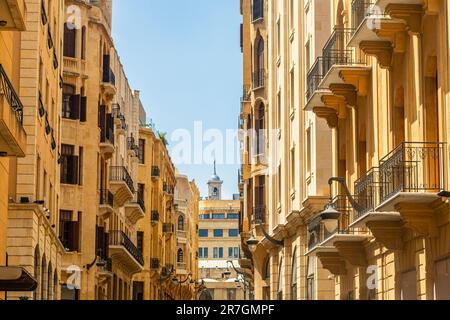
[379,142,445,204]
[109,166,135,194]
[127,136,139,154]
[253,205,266,224]
[354,167,381,220]
[101,127,115,145]
[0,64,24,125]
[99,189,114,207]
[351,0,388,35]
[252,69,265,89]
[101,190,114,207]
[109,230,144,266]
[252,0,264,22]
[307,196,353,251]
[306,57,325,102]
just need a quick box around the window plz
[256,103,265,155]
[138,139,145,164]
[204,248,209,258]
[199,248,203,259]
[81,26,86,60]
[213,229,223,237]
[200,214,211,220]
[59,210,80,252]
[277,258,283,300]
[306,127,312,176]
[290,147,295,191]
[212,213,225,219]
[199,229,208,238]
[137,232,144,254]
[63,23,76,58]
[227,289,237,300]
[60,144,79,185]
[228,247,233,258]
[228,229,239,237]
[252,0,263,21]
[227,213,239,219]
[234,247,239,258]
[291,248,298,300]
[178,215,185,231]
[306,257,315,300]
[213,248,218,259]
[289,0,294,30]
[177,249,184,263]
[62,84,80,120]
[219,248,223,258]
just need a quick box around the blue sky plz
[112,0,242,199]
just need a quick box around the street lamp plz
[246,231,259,253]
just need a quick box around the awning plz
[0,267,38,292]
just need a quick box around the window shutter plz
[67,156,79,185]
[99,105,106,141]
[70,94,81,120]
[104,232,109,258]
[80,96,87,122]
[103,55,110,82]
[72,221,80,252]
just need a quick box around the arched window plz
[177,249,184,263]
[277,258,283,300]
[47,263,53,300]
[256,37,264,72]
[178,215,185,231]
[41,255,47,300]
[33,246,41,300]
[263,258,271,280]
[256,103,265,155]
[291,248,298,300]
[306,257,315,300]
[53,271,58,300]
[63,22,77,58]
[252,0,263,21]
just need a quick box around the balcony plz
[163,223,174,236]
[177,230,187,244]
[377,142,445,211]
[320,28,369,89]
[109,231,144,275]
[307,196,368,255]
[125,194,145,225]
[112,104,127,135]
[99,189,114,218]
[347,0,407,68]
[305,58,331,111]
[240,85,251,118]
[163,183,174,197]
[97,258,113,279]
[0,64,26,157]
[109,166,135,207]
[252,69,265,90]
[151,210,160,225]
[305,29,369,111]
[127,136,139,158]
[253,205,266,224]
[0,0,26,30]
[63,57,87,77]
[100,126,115,159]
[101,55,116,97]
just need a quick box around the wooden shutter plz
[70,94,80,120]
[104,232,109,258]
[103,55,110,82]
[99,105,106,141]
[67,156,79,185]
[64,24,76,58]
[80,96,87,122]
[71,221,80,252]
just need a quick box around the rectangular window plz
[212,213,225,219]
[59,210,80,252]
[138,139,145,164]
[213,229,223,238]
[227,213,239,219]
[199,248,203,259]
[61,144,79,185]
[137,231,144,254]
[228,247,233,258]
[213,248,218,259]
[234,247,239,258]
[290,147,295,191]
[64,23,76,58]
[228,229,239,237]
[200,214,211,220]
[199,229,208,238]
[306,128,311,175]
[204,248,209,258]
[219,248,223,258]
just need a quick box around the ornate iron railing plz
[379,142,445,204]
[99,189,114,207]
[354,167,380,220]
[0,64,24,125]
[109,230,144,266]
[109,166,135,194]
[253,205,266,224]
[351,0,388,35]
[252,69,265,89]
[306,57,325,102]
